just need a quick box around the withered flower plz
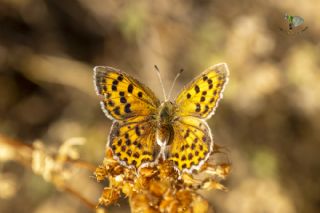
[95,146,230,213]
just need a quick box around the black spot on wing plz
[120,97,127,103]
[203,105,209,114]
[125,103,132,113]
[125,139,131,146]
[199,145,203,150]
[195,85,200,93]
[135,126,141,136]
[128,84,134,93]
[213,90,217,95]
[117,75,124,81]
[195,103,201,112]
[184,129,190,139]
[117,139,122,146]
[112,80,119,85]
[137,143,142,149]
[108,100,115,107]
[133,152,140,158]
[113,107,121,115]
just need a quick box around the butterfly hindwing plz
[109,118,160,168]
[166,116,212,172]
[94,66,160,121]
[174,63,229,119]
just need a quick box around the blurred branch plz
[0,135,33,167]
[17,53,95,97]
[0,134,98,210]
[65,159,97,172]
[64,185,96,209]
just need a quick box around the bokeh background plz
[1,0,320,212]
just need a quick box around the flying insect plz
[280,13,308,34]
[284,13,305,30]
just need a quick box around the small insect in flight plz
[280,13,308,35]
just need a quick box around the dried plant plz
[0,135,98,210]
[0,134,230,213]
[95,145,230,212]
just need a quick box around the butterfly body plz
[159,101,175,125]
[156,101,175,146]
[94,63,229,173]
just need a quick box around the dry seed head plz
[95,146,230,211]
[31,138,85,189]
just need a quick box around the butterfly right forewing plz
[174,63,229,119]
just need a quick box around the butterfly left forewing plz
[174,63,229,119]
[94,66,160,121]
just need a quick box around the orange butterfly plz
[94,63,229,173]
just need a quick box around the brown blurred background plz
[0,0,319,212]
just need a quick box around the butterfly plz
[93,63,229,173]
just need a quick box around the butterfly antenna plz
[168,68,184,100]
[154,65,167,101]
